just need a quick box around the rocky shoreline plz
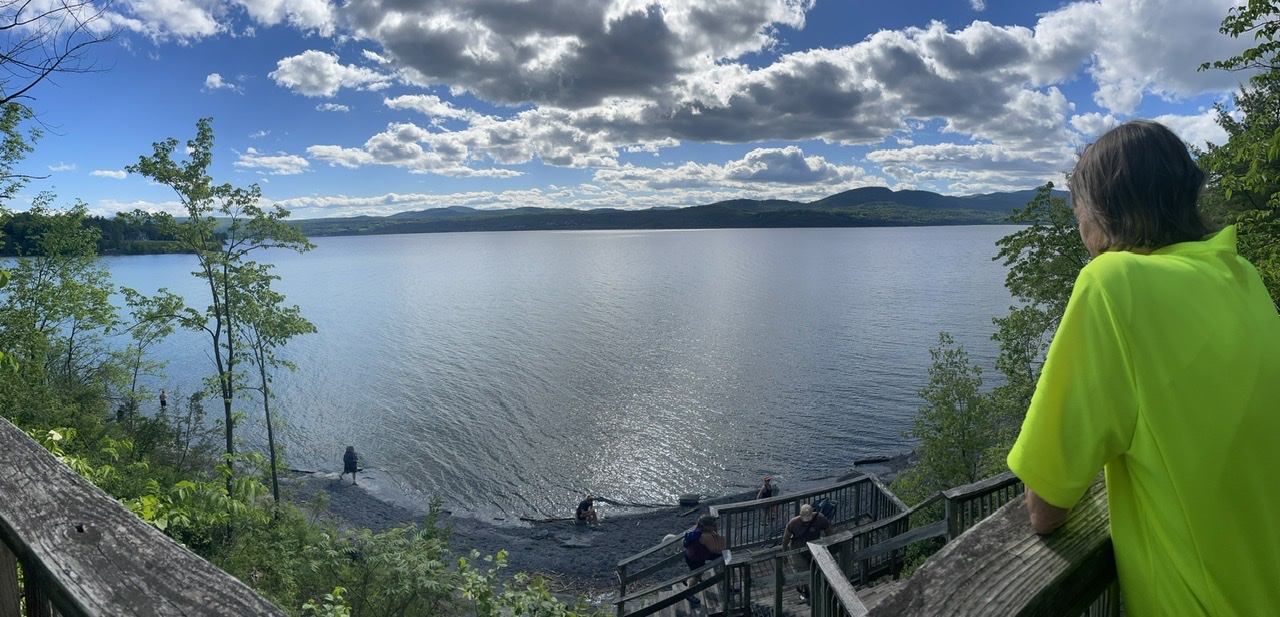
[285,453,911,601]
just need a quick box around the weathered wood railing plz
[942,471,1023,539]
[0,418,286,616]
[615,473,905,616]
[711,474,905,551]
[810,474,1117,617]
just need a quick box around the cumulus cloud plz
[250,129,271,138]
[233,147,310,175]
[203,73,242,93]
[385,94,482,124]
[270,50,391,97]
[346,0,811,108]
[593,146,875,193]
[308,123,526,177]
[1036,0,1253,114]
[317,102,350,112]
[235,0,335,36]
[91,169,127,179]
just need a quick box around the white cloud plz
[270,50,391,97]
[234,0,334,36]
[114,0,224,41]
[91,170,127,179]
[970,0,986,10]
[203,73,242,93]
[594,146,875,193]
[1154,110,1228,149]
[233,147,310,175]
[250,129,271,138]
[317,103,350,112]
[1035,0,1254,114]
[385,94,482,123]
[48,162,75,172]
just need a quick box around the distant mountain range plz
[289,186,1066,237]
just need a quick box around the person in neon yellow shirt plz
[1008,120,1280,616]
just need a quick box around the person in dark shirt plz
[342,446,360,485]
[782,503,832,602]
[159,389,167,409]
[756,475,776,499]
[575,496,598,525]
[682,514,726,608]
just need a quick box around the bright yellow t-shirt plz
[1008,226,1280,616]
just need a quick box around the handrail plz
[615,559,728,617]
[868,476,1116,616]
[711,474,904,551]
[616,472,905,605]
[0,419,285,616]
[808,472,1029,617]
[942,471,1024,540]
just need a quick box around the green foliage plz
[986,184,1089,453]
[303,588,352,617]
[0,102,39,204]
[1197,4,1280,309]
[894,184,1086,508]
[892,333,997,505]
[125,118,315,485]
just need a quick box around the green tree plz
[125,118,314,487]
[0,199,120,431]
[235,261,316,503]
[1197,1,1280,308]
[986,183,1089,456]
[892,333,996,504]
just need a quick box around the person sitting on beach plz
[683,514,726,608]
[575,496,598,525]
[782,503,831,603]
[342,446,360,485]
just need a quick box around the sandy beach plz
[286,454,910,602]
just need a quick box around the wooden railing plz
[0,419,286,616]
[810,474,1117,617]
[942,471,1023,539]
[711,474,906,551]
[615,474,905,616]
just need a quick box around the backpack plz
[683,529,702,548]
[813,497,836,522]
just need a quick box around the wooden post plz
[0,544,18,617]
[615,564,628,617]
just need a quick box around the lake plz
[102,226,1017,523]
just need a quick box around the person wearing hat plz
[782,503,832,602]
[756,475,776,500]
[757,475,779,521]
[682,514,726,608]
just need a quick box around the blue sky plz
[11,0,1259,219]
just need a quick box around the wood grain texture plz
[0,420,285,616]
[870,477,1114,616]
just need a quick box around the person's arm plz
[1026,489,1070,534]
[781,524,793,549]
[702,531,726,553]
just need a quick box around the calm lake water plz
[102,226,1016,523]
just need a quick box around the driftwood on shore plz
[519,516,575,524]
